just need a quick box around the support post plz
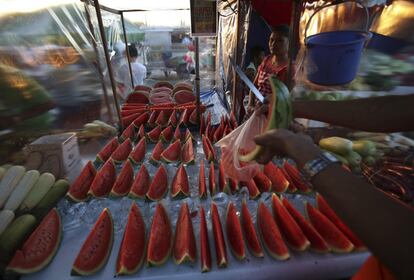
[287,0,301,91]
[121,12,135,90]
[93,0,123,131]
[231,0,241,119]
[194,37,201,125]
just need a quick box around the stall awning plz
[250,0,292,27]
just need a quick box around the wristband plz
[301,151,340,184]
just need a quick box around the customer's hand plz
[254,129,321,168]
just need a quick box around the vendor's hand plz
[246,106,255,116]
[255,94,270,115]
[254,129,322,168]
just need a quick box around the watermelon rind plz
[6,208,62,274]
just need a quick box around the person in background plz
[245,45,265,80]
[118,44,147,99]
[247,24,290,116]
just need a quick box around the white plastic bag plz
[216,112,266,182]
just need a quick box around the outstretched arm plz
[293,94,414,132]
[254,129,414,280]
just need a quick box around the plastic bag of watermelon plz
[216,112,265,182]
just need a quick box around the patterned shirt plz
[256,55,288,99]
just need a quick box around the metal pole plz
[287,0,300,91]
[93,0,123,131]
[120,12,135,90]
[194,37,201,125]
[84,2,114,123]
[231,0,241,119]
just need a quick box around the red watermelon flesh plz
[199,114,206,135]
[183,128,193,142]
[150,92,172,105]
[264,162,289,193]
[154,81,173,89]
[168,110,178,127]
[282,197,329,253]
[241,199,264,257]
[316,194,365,250]
[134,85,152,93]
[306,203,354,253]
[129,165,150,199]
[243,179,261,199]
[174,90,195,104]
[129,137,146,164]
[171,164,189,198]
[122,112,142,127]
[257,202,289,260]
[283,162,311,193]
[173,202,196,264]
[88,160,116,198]
[110,161,134,197]
[149,141,164,165]
[254,171,272,193]
[67,161,96,202]
[126,92,149,104]
[229,111,237,128]
[156,110,168,127]
[229,178,239,193]
[160,139,181,163]
[7,208,61,274]
[173,126,181,141]
[137,124,146,140]
[211,202,228,267]
[96,138,119,163]
[116,203,146,275]
[225,202,246,260]
[120,123,135,142]
[146,165,168,201]
[189,108,198,125]
[132,112,149,128]
[181,138,195,164]
[148,111,159,127]
[218,161,230,194]
[111,139,132,163]
[202,135,215,162]
[147,126,162,143]
[271,194,310,251]
[71,208,113,276]
[281,168,297,192]
[121,108,146,117]
[199,161,207,199]
[160,126,173,142]
[147,203,172,266]
[199,206,212,272]
[208,162,216,196]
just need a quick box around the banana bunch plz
[76,120,117,139]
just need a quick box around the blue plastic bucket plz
[305,30,371,85]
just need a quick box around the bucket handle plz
[304,0,370,44]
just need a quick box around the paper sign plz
[190,0,217,36]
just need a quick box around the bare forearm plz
[312,164,414,279]
[293,95,414,132]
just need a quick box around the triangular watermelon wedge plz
[173,126,181,142]
[160,139,181,163]
[129,138,146,164]
[189,108,198,125]
[120,123,135,142]
[67,161,96,202]
[209,162,216,196]
[129,165,150,199]
[173,202,196,264]
[218,161,230,194]
[110,161,134,197]
[148,111,158,127]
[160,126,173,143]
[183,128,193,142]
[137,124,146,140]
[111,139,132,163]
[146,126,162,143]
[171,164,190,198]
[181,138,195,165]
[264,162,289,193]
[132,113,149,129]
[96,138,119,163]
[146,165,168,201]
[168,110,178,127]
[202,135,215,162]
[88,160,116,198]
[155,110,168,127]
[122,112,142,127]
[149,141,164,165]
[199,161,207,199]
[199,114,206,135]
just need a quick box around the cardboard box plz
[25,133,80,179]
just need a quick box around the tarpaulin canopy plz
[250,0,292,27]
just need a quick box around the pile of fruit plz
[76,120,117,140]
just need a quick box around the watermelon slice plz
[264,162,289,193]
[173,202,196,264]
[316,194,365,250]
[218,161,230,194]
[67,161,96,202]
[137,124,146,140]
[168,110,178,127]
[281,197,329,253]
[111,139,132,163]
[173,126,181,141]
[229,178,239,193]
[199,161,207,199]
[160,126,173,143]
[208,162,216,196]
[71,208,113,276]
[257,202,290,260]
[121,108,145,117]
[229,111,237,128]
[110,161,134,197]
[211,202,228,267]
[306,203,354,253]
[181,138,195,164]
[149,141,164,165]
[88,160,116,198]
[225,202,246,260]
[147,203,172,266]
[146,165,168,201]
[202,135,215,162]
[213,118,224,142]
[271,194,310,251]
[116,203,146,275]
[241,199,264,257]
[7,208,61,274]
[120,123,135,142]
[129,165,150,199]
[189,108,198,125]
[129,137,146,164]
[134,85,152,93]
[155,111,168,127]
[199,206,212,272]
[199,114,206,135]
[171,164,189,198]
[281,168,297,192]
[243,179,261,199]
[132,112,149,128]
[146,126,162,143]
[183,128,193,142]
[96,138,119,163]
[148,111,159,127]
[174,90,195,104]
[160,139,181,163]
[283,162,311,193]
[122,112,142,127]
[154,81,173,89]
[254,171,272,193]
[126,92,149,104]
